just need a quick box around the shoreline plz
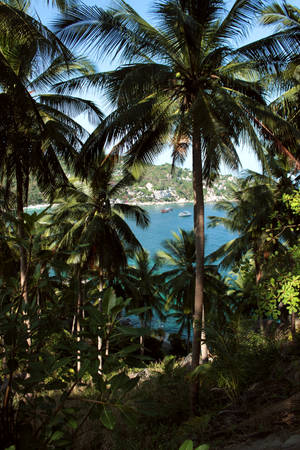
[25,198,223,210]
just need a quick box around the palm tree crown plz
[49,151,149,278]
[54,2,299,406]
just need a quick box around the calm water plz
[28,202,237,336]
[126,202,237,336]
[127,202,235,257]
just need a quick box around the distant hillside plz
[113,163,239,204]
[26,163,239,206]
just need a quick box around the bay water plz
[127,202,235,257]
[28,202,237,337]
[126,202,237,336]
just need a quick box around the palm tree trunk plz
[76,271,82,374]
[291,312,296,341]
[187,316,191,354]
[16,165,28,305]
[191,123,206,412]
[16,165,31,348]
[98,277,103,374]
[200,304,208,363]
[254,257,264,334]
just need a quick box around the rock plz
[179,353,192,368]
[224,431,300,450]
[282,434,300,448]
[260,435,282,449]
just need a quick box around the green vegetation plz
[26,163,240,206]
[0,1,299,449]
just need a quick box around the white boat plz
[178,211,191,217]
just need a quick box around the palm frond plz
[38,94,103,124]
[113,203,150,229]
[213,0,263,44]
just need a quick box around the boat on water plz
[178,211,191,217]
[160,207,173,213]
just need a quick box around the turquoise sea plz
[28,202,237,336]
[126,202,236,257]
[126,202,237,336]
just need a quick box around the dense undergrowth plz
[2,313,299,450]
[105,326,300,450]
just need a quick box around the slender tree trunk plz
[200,304,208,363]
[187,317,191,354]
[140,316,145,355]
[291,312,296,341]
[254,257,264,333]
[76,271,82,374]
[16,165,31,347]
[97,336,103,372]
[105,338,109,357]
[98,277,103,374]
[16,165,28,305]
[191,123,206,412]
[71,315,76,335]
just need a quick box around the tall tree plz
[49,151,149,369]
[117,249,164,354]
[157,229,228,354]
[157,229,195,354]
[0,0,102,307]
[260,2,300,168]
[54,0,299,409]
[207,169,297,288]
[49,155,149,278]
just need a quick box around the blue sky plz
[33,0,278,174]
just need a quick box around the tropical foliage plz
[0,0,299,449]
[53,1,300,388]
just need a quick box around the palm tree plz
[48,150,149,369]
[207,168,298,333]
[117,249,164,353]
[208,171,296,279]
[157,229,195,353]
[157,229,227,355]
[49,156,149,278]
[54,1,299,409]
[0,0,102,306]
[261,2,300,167]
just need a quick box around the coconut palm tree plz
[0,0,103,307]
[261,2,300,170]
[117,249,164,353]
[48,150,149,369]
[48,149,150,289]
[207,169,298,315]
[157,229,195,353]
[157,229,228,355]
[260,2,300,167]
[54,1,300,410]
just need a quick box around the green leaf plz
[49,430,64,442]
[67,418,78,430]
[179,441,193,450]
[102,288,118,314]
[100,406,115,430]
[117,343,141,356]
[118,405,137,427]
[119,326,151,336]
[128,306,151,315]
[195,445,210,450]
[110,372,131,390]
